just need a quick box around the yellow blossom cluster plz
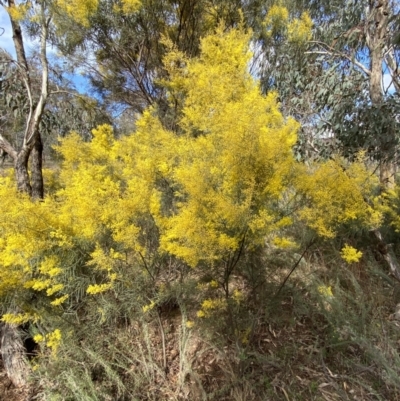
[34,329,62,357]
[142,300,156,313]
[6,1,31,22]
[341,244,363,264]
[113,0,141,14]
[2,312,40,325]
[55,0,98,27]
[186,320,195,328]
[264,4,312,45]
[317,285,333,298]
[85,246,120,294]
[232,289,243,304]
[273,236,298,249]
[24,256,69,306]
[298,157,381,238]
[197,298,227,318]
[377,187,400,233]
[264,4,289,35]
[288,12,313,44]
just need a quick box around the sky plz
[0,7,15,57]
[0,6,90,94]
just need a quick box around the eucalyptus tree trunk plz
[0,1,49,388]
[365,0,400,284]
[15,147,32,197]
[367,0,395,188]
[31,132,44,200]
[1,0,47,199]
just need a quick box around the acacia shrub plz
[0,25,381,359]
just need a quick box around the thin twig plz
[307,40,371,77]
[156,311,167,375]
[274,239,316,298]
[138,251,155,282]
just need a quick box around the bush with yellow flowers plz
[0,24,383,358]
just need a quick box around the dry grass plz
[2,245,400,401]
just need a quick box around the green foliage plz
[255,0,400,166]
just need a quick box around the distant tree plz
[0,0,110,195]
[0,0,51,198]
[254,0,400,187]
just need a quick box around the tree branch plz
[384,46,400,93]
[25,12,50,146]
[274,239,316,298]
[5,1,35,145]
[0,134,17,160]
[307,41,371,77]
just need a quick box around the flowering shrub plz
[0,25,382,355]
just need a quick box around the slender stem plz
[223,229,247,299]
[156,312,167,375]
[274,239,316,298]
[0,134,17,160]
[138,251,155,282]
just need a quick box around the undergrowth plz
[28,240,400,401]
